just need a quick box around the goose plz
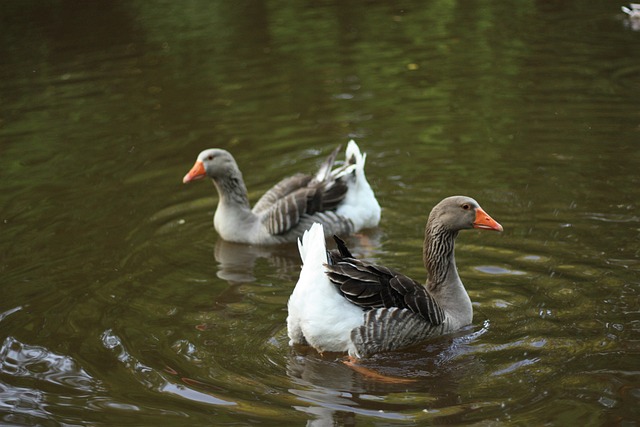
[182,141,380,245]
[622,3,640,18]
[287,196,503,359]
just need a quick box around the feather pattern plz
[423,224,457,290]
[350,308,446,358]
[326,236,446,326]
[286,196,503,358]
[183,141,380,244]
[260,179,348,235]
[252,173,312,214]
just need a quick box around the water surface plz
[1,1,639,425]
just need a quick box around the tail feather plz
[335,140,381,231]
[332,140,363,180]
[345,139,365,168]
[332,234,354,258]
[298,223,327,266]
[314,145,341,183]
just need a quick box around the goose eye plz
[462,203,471,210]
[207,155,215,161]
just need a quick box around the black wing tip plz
[332,234,354,258]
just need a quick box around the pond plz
[1,0,639,425]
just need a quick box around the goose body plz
[287,196,503,358]
[182,141,380,244]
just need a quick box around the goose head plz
[429,196,503,233]
[183,149,238,183]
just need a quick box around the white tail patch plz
[345,139,364,167]
[336,141,381,230]
[289,221,367,352]
[297,222,327,267]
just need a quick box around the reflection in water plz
[213,239,300,283]
[621,3,640,30]
[1,0,640,425]
[0,336,99,392]
[0,336,101,424]
[213,230,384,284]
[101,329,236,407]
[286,323,493,425]
[0,381,47,426]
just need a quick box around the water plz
[1,0,639,425]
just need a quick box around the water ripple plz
[0,336,99,393]
[100,329,236,407]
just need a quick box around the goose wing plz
[325,236,445,326]
[254,147,349,236]
[258,181,348,235]
[350,307,445,358]
[252,173,312,215]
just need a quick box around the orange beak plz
[473,207,503,232]
[182,160,206,183]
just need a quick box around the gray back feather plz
[351,307,446,358]
[252,147,349,236]
[252,173,311,215]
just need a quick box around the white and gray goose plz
[182,141,381,245]
[287,196,503,359]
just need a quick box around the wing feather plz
[351,308,444,358]
[325,236,445,326]
[253,174,311,215]
[253,148,351,236]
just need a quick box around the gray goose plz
[182,141,381,245]
[287,196,503,358]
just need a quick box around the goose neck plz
[423,222,459,292]
[212,170,251,210]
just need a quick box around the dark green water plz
[1,1,639,425]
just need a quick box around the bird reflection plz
[213,229,385,284]
[212,239,299,283]
[621,3,640,30]
[285,321,491,425]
